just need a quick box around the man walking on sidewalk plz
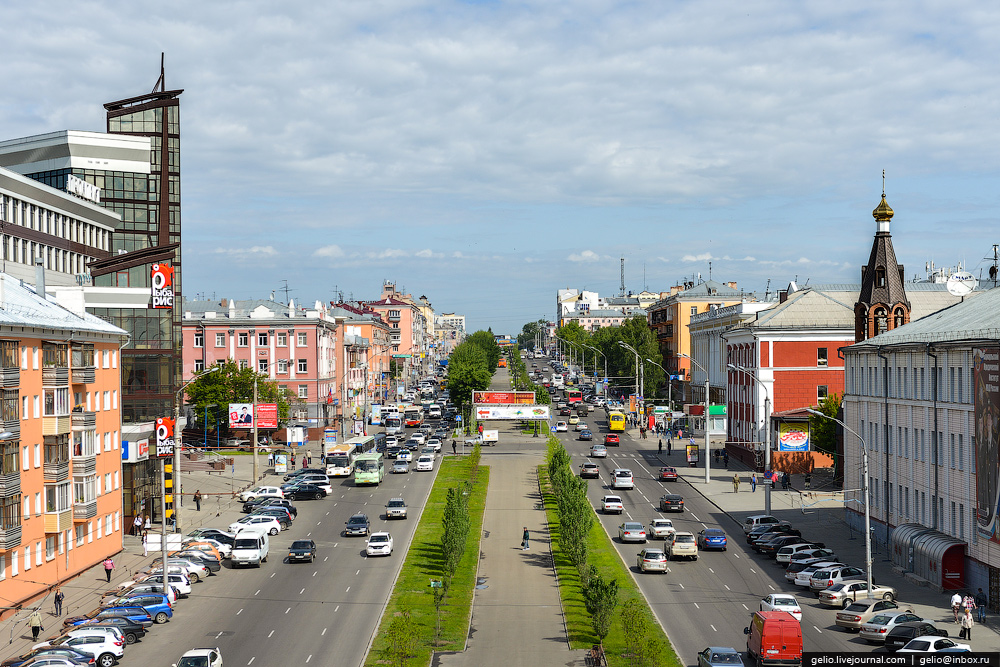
[53,587,64,616]
[522,526,529,551]
[733,474,740,492]
[750,473,757,493]
[952,592,963,623]
[976,588,988,623]
[194,490,202,511]
[28,609,42,641]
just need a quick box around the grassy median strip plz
[365,456,489,666]
[539,465,682,667]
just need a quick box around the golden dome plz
[873,195,894,222]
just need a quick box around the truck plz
[465,429,499,446]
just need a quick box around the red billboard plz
[256,403,278,429]
[473,391,535,405]
[150,263,174,309]
[155,417,175,457]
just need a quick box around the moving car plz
[589,444,607,458]
[579,462,600,479]
[648,519,675,539]
[758,594,802,621]
[386,498,408,519]
[612,469,634,490]
[658,467,678,482]
[555,421,568,432]
[366,532,394,556]
[287,539,317,563]
[884,622,949,652]
[835,598,906,631]
[618,522,647,543]
[282,483,327,500]
[666,531,698,561]
[391,460,409,474]
[345,514,371,536]
[575,421,588,431]
[602,495,624,514]
[415,455,434,471]
[172,647,223,667]
[604,434,620,446]
[744,611,803,666]
[397,449,413,462]
[697,528,727,551]
[696,647,744,667]
[579,430,593,441]
[818,581,896,608]
[897,637,970,653]
[859,611,925,644]
[636,549,668,573]
[568,415,579,425]
[658,494,684,512]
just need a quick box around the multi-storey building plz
[0,272,128,617]
[437,312,466,333]
[364,282,428,386]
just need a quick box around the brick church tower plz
[854,184,911,342]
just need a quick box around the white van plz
[231,532,269,568]
[428,404,442,419]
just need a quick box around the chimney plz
[34,256,46,298]
[778,289,788,304]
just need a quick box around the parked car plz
[74,618,147,645]
[897,637,970,653]
[228,515,282,536]
[648,518,675,539]
[1,645,97,667]
[742,514,781,534]
[602,495,624,514]
[108,593,173,624]
[658,467,678,482]
[859,611,925,644]
[835,598,906,631]
[697,647,744,667]
[32,633,122,667]
[789,548,838,564]
[135,572,191,598]
[345,514,371,536]
[579,462,600,479]
[238,485,283,502]
[775,542,826,564]
[287,539,317,563]
[793,562,846,587]
[658,494,684,512]
[636,548,668,573]
[64,606,152,629]
[697,528,727,551]
[884,621,949,652]
[173,647,224,667]
[666,531,698,561]
[757,535,808,558]
[248,508,292,530]
[818,581,896,608]
[759,594,802,621]
[366,532,394,557]
[809,565,867,594]
[785,558,840,583]
[618,522,647,543]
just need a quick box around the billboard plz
[777,423,810,452]
[473,391,536,404]
[229,403,254,428]
[975,347,1000,541]
[150,263,174,309]
[474,405,550,420]
[256,403,278,429]
[371,404,382,426]
[155,418,175,458]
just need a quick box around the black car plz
[251,507,292,529]
[76,617,148,644]
[186,528,235,547]
[385,446,401,460]
[747,524,798,544]
[251,497,297,518]
[659,494,684,512]
[884,621,949,652]
[345,513,371,536]
[757,535,807,557]
[288,539,317,563]
[1,645,97,667]
[284,483,327,501]
[283,468,325,482]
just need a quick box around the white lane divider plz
[306,656,312,663]
[626,511,633,520]
[710,625,717,632]
[767,584,775,591]
[248,658,255,665]
[255,590,260,596]
[299,588,305,595]
[326,511,330,516]
[724,585,731,591]
[750,568,757,574]
[346,587,350,593]
[322,628,327,636]
[216,632,224,639]
[693,602,699,609]
[709,568,715,574]
[285,607,291,614]
[267,630,274,638]
[270,573,276,578]
[334,605,340,612]
[333,543,338,548]
[813,626,822,633]
[742,604,748,610]
[678,583,685,589]
[324,556,329,562]
[313,571,317,577]
[237,609,243,615]
[356,569,360,575]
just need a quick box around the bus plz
[404,407,423,428]
[354,452,385,486]
[608,411,626,432]
[566,389,583,405]
[498,358,507,368]
[384,414,404,436]
[325,443,359,477]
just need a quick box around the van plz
[743,514,781,534]
[744,611,803,666]
[231,532,269,568]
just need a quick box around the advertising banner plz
[371,404,382,426]
[975,347,1000,541]
[229,403,254,428]
[150,263,174,309]
[474,405,551,421]
[155,417,175,458]
[777,423,810,452]
[255,403,278,429]
[274,454,287,474]
[473,391,536,404]
[324,428,337,447]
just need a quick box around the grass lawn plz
[365,456,490,666]
[539,465,682,667]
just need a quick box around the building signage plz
[777,423,810,452]
[66,174,101,203]
[975,347,1000,541]
[155,418,175,457]
[473,391,535,405]
[229,403,254,428]
[371,404,382,426]
[256,403,278,429]
[324,428,337,447]
[151,263,174,309]
[121,438,150,463]
[474,404,550,421]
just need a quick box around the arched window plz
[893,307,906,328]
[874,307,888,335]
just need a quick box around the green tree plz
[184,360,295,434]
[809,392,843,480]
[441,484,471,582]
[446,342,492,414]
[582,565,618,644]
[466,330,502,371]
[378,609,417,667]
[620,598,656,667]
[517,319,548,350]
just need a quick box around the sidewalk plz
[653,445,1000,651]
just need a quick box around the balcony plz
[0,470,20,497]
[44,509,73,534]
[73,499,98,521]
[2,418,18,439]
[43,366,69,386]
[0,366,18,389]
[0,525,21,550]
[43,415,71,436]
[73,455,96,476]
[73,412,96,430]
[72,366,96,385]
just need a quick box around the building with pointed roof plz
[855,191,911,342]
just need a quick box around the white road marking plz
[299,588,305,594]
[692,514,700,522]
[333,503,337,506]
[322,628,327,636]
[317,521,321,525]
[734,553,741,559]
[313,571,317,577]
[341,494,345,498]
[693,602,699,608]
[268,630,274,638]
[255,590,260,596]
[324,556,329,562]
[285,607,292,614]
[768,584,775,591]
[270,573,276,578]
[306,656,312,663]
[216,632,224,639]
[334,605,340,612]
[742,604,749,610]
[333,543,338,548]
[307,532,312,537]
[709,568,715,574]
[710,625,717,632]
[248,658,255,665]
[750,568,757,574]
[326,511,330,516]
[237,609,243,615]
[813,626,823,633]
[724,585,731,591]
[346,587,350,593]
[356,569,360,575]
[700,522,707,529]
[678,583,685,589]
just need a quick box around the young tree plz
[184,360,295,433]
[379,609,417,667]
[582,565,619,644]
[619,598,653,667]
[441,484,471,582]
[809,392,843,480]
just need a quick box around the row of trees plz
[554,317,664,399]
[446,331,502,414]
[184,360,297,438]
[506,348,550,404]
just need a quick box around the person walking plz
[961,609,975,640]
[723,450,729,468]
[142,530,149,557]
[666,438,672,455]
[301,455,307,469]
[733,473,740,493]
[976,588,988,623]
[193,490,202,512]
[658,439,663,453]
[132,514,143,536]
[28,609,43,641]
[102,557,115,583]
[451,439,457,454]
[53,588,64,616]
[750,473,758,493]
[522,526,529,551]
[952,592,963,623]
[144,514,151,532]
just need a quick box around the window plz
[817,385,828,402]
[297,332,308,347]
[45,536,55,560]
[277,332,287,347]
[45,483,70,513]
[690,306,698,316]
[297,359,307,373]
[258,332,268,346]
[959,434,964,470]
[103,391,110,411]
[43,388,69,417]
[238,332,248,347]
[239,359,248,370]
[258,359,268,373]
[298,385,308,399]
[193,332,204,348]
[194,359,204,372]
[75,524,85,546]
[102,350,110,369]
[277,359,288,374]
[33,443,40,468]
[817,348,828,367]
[215,333,226,347]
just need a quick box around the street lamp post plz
[677,353,710,484]
[645,357,672,432]
[584,344,608,399]
[729,364,772,516]
[806,408,873,598]
[618,341,642,412]
[173,366,219,534]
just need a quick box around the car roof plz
[181,648,220,657]
[603,495,621,501]
[370,531,390,538]
[622,522,643,527]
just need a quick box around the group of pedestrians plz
[951,590,989,640]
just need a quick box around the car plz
[386,498,408,519]
[32,633,122,667]
[103,580,176,606]
[809,565,866,594]
[758,594,802,621]
[228,515,282,536]
[294,475,333,494]
[696,647,744,667]
[589,444,607,458]
[397,449,413,462]
[602,495,624,514]
[818,580,896,608]
[658,494,684,512]
[135,572,192,598]
[793,561,846,587]
[64,606,153,630]
[897,636,970,653]
[282,468,325,482]
[742,514,781,534]
[618,522,647,543]
[697,528,728,551]
[384,435,399,447]
[666,531,698,561]
[410,433,426,445]
[757,535,808,558]
[604,434,620,446]
[249,508,292,530]
[108,593,173,624]
[774,542,825,564]
[172,647,223,667]
[385,446,401,459]
[237,485,283,502]
[282,483,327,500]
[74,618,147,645]
[636,548,668,573]
[345,513,371,536]
[747,524,799,545]
[420,446,437,459]
[648,518,675,539]
[366,532,394,556]
[555,421,568,432]
[425,438,442,452]
[1,645,97,667]
[859,611,926,644]
[184,528,235,546]
[183,538,231,560]
[568,415,580,426]
[579,430,593,441]
[789,548,838,565]
[391,460,409,474]
[575,421,588,432]
[147,557,210,582]
[658,467,678,482]
[579,462,600,479]
[612,469,634,490]
[288,539,317,563]
[884,621,949,652]
[835,598,906,631]
[415,455,434,471]
[559,407,572,416]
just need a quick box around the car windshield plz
[675,534,695,543]
[705,530,724,537]
[773,597,797,607]
[712,652,742,664]
[388,500,405,507]
[234,538,258,548]
[623,523,642,530]
[348,517,367,525]
[645,551,665,558]
[291,541,312,549]
[177,658,211,667]
[370,535,389,543]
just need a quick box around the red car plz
[604,434,620,446]
[658,467,678,481]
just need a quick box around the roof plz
[0,274,127,339]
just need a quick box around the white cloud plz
[366,248,409,260]
[414,248,440,258]
[313,244,345,258]
[214,246,277,257]
[568,250,601,262]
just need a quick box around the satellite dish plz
[946,271,977,296]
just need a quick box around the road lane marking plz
[768,584,775,591]
[335,605,340,612]
[255,590,260,596]
[750,568,757,574]
[341,494,345,498]
[700,523,707,529]
[313,571,317,577]
[734,553,741,559]
[693,602,699,608]
[678,583,685,589]
[322,628,327,636]
[248,658,255,665]
[813,626,822,633]
[307,532,312,537]
[237,609,243,615]
[333,543,338,548]
[710,625,717,632]
[742,604,749,610]
[356,569,360,575]
[216,632,224,639]
[268,631,274,638]
[326,512,330,516]
[334,503,337,506]
[691,514,700,521]
[285,607,292,614]
[724,585,731,591]
[346,587,350,593]
[306,656,312,663]
[270,573,276,578]
[300,588,305,594]
[709,568,715,574]
[317,521,321,525]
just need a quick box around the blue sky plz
[2,1,1000,333]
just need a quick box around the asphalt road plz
[117,448,439,667]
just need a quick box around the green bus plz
[353,452,385,486]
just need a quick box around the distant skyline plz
[3,2,999,333]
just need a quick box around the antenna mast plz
[619,257,625,297]
[152,53,165,93]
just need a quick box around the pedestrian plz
[132,514,142,536]
[307,451,312,465]
[53,587,64,616]
[142,530,148,557]
[733,473,740,493]
[750,473,757,493]
[723,450,729,468]
[961,609,974,640]
[103,557,115,583]
[301,455,307,469]
[658,439,663,453]
[952,591,963,623]
[667,438,672,455]
[144,514,151,531]
[976,588,988,623]
[28,609,42,641]
[194,490,202,511]
[451,439,457,454]
[267,452,274,467]
[522,526,529,551]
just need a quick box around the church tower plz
[855,183,911,342]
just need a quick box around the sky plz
[2,1,1000,334]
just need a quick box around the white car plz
[174,647,224,667]
[36,631,125,667]
[238,485,284,502]
[612,469,634,490]
[555,421,568,432]
[793,561,845,587]
[575,422,589,431]
[366,532,394,556]
[898,636,971,653]
[648,518,675,539]
[415,455,434,471]
[384,436,399,447]
[602,495,624,514]
[590,444,607,458]
[229,515,282,536]
[409,433,426,445]
[425,438,442,452]
[398,449,413,462]
[137,572,192,597]
[759,593,803,621]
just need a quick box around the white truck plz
[465,429,499,446]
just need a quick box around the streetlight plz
[173,365,219,534]
[806,408,873,598]
[617,341,642,412]
[729,364,772,516]
[677,353,710,484]
[645,358,672,432]
[583,343,608,399]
